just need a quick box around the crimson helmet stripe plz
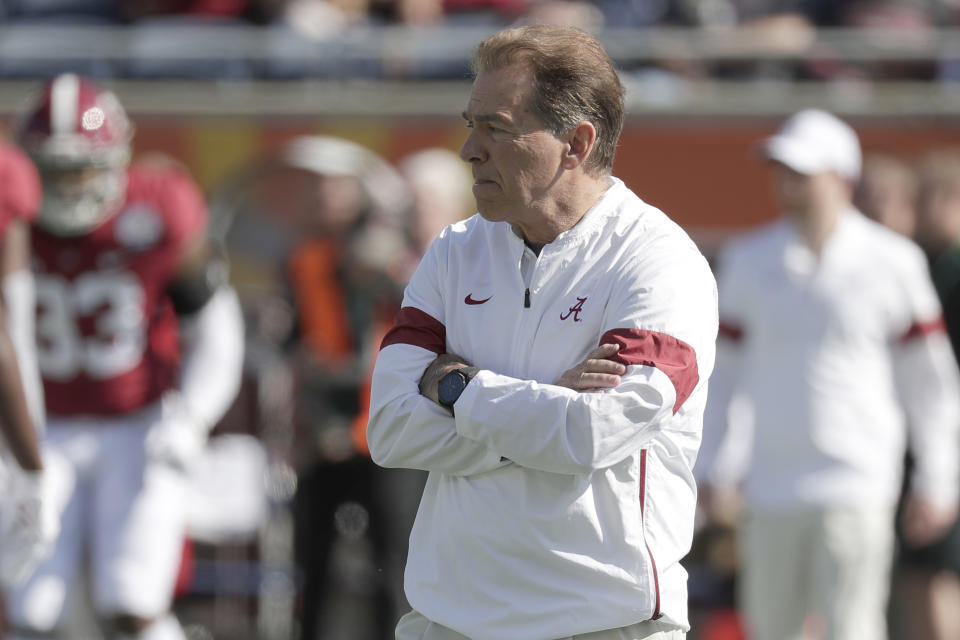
[50,73,80,136]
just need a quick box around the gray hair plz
[471,25,624,175]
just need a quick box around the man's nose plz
[459,130,485,164]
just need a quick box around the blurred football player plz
[4,74,244,640]
[0,142,60,588]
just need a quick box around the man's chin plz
[475,204,506,222]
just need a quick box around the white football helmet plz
[14,73,132,236]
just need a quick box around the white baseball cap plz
[282,135,411,216]
[762,109,862,181]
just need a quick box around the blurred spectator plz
[369,0,446,25]
[916,150,960,345]
[854,152,918,238]
[825,0,938,81]
[698,109,960,640]
[320,144,477,630]
[282,0,370,38]
[721,0,851,27]
[593,0,699,27]
[516,0,605,28]
[892,148,960,640]
[657,1,821,84]
[442,0,528,24]
[396,146,474,255]
[278,135,416,640]
[693,0,933,82]
[0,0,121,23]
[118,0,287,24]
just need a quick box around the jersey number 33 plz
[35,272,146,381]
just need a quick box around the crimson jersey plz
[31,164,208,417]
[0,143,41,236]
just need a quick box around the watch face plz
[438,370,467,407]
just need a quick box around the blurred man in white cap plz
[279,135,417,640]
[696,109,960,640]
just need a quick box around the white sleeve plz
[894,252,960,509]
[695,243,753,489]
[366,238,506,476]
[696,340,753,488]
[2,269,43,430]
[453,367,673,474]
[454,247,718,475]
[177,286,245,434]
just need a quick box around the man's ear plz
[562,121,597,170]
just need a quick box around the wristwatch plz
[437,366,479,415]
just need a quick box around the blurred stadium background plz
[2,2,960,639]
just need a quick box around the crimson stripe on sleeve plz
[600,328,699,413]
[899,315,947,343]
[718,321,743,342]
[379,306,447,354]
[639,450,662,620]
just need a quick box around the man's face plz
[35,163,125,236]
[771,162,847,221]
[459,62,567,224]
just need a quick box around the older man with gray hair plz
[368,25,718,640]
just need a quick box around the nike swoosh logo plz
[464,294,492,305]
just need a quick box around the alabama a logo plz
[560,297,587,322]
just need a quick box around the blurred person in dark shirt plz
[894,149,960,640]
[854,152,918,239]
[916,150,960,360]
[279,135,414,640]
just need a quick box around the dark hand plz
[554,344,625,392]
[419,353,471,405]
[900,492,958,547]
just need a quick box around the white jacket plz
[699,210,960,511]
[367,178,718,640]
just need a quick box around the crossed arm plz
[367,336,682,476]
[418,343,626,405]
